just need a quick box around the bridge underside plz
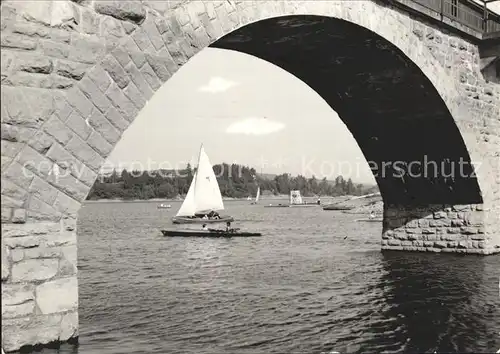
[212,16,482,207]
[211,16,496,254]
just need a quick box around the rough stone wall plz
[381,204,493,254]
[406,17,500,247]
[1,0,499,352]
[1,221,78,351]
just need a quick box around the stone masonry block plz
[27,196,61,222]
[53,93,73,122]
[87,64,113,93]
[68,33,106,64]
[55,59,90,80]
[60,311,79,341]
[121,36,146,66]
[2,86,37,128]
[145,53,172,82]
[13,53,53,74]
[131,27,155,53]
[111,47,132,68]
[142,13,165,51]
[86,131,113,157]
[78,76,112,114]
[11,258,59,282]
[101,16,126,40]
[43,115,74,146]
[48,171,89,202]
[15,145,54,179]
[1,140,24,158]
[12,209,27,223]
[65,110,92,141]
[65,135,104,171]
[139,62,162,91]
[66,86,93,119]
[123,81,147,110]
[2,314,64,352]
[1,207,13,222]
[105,82,139,122]
[1,122,37,145]
[40,39,71,59]
[123,61,154,100]
[1,178,29,202]
[87,108,121,144]
[3,161,35,191]
[1,33,37,51]
[35,276,78,314]
[105,106,130,132]
[28,175,58,205]
[53,192,81,219]
[2,194,25,209]
[94,0,146,25]
[76,5,100,35]
[100,54,131,89]
[46,142,78,171]
[2,283,35,319]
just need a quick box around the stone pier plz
[1,220,78,351]
[382,204,497,254]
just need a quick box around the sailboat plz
[250,186,260,205]
[171,144,234,225]
[289,190,317,207]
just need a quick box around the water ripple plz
[72,200,500,354]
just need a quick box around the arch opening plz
[209,15,483,207]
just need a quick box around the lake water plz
[66,200,500,353]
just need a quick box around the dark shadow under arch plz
[210,15,483,206]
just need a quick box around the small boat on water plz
[323,204,354,211]
[161,228,262,238]
[289,190,318,207]
[264,203,290,208]
[157,203,171,209]
[356,218,383,222]
[172,144,234,225]
[263,190,317,208]
[356,212,382,222]
[250,186,260,205]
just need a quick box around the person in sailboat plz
[202,223,208,231]
[207,210,220,219]
[369,211,375,220]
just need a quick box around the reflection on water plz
[40,201,500,353]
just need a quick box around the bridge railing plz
[408,0,500,33]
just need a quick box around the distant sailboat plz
[250,186,260,205]
[172,144,234,225]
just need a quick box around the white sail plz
[290,190,303,205]
[176,171,197,217]
[193,145,224,213]
[255,186,260,202]
[175,145,224,216]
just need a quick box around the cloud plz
[198,76,238,93]
[226,117,285,136]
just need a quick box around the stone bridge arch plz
[1,0,499,352]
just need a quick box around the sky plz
[474,0,500,14]
[105,47,376,184]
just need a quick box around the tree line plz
[86,163,378,200]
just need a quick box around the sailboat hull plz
[289,204,318,207]
[172,216,234,224]
[161,229,261,237]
